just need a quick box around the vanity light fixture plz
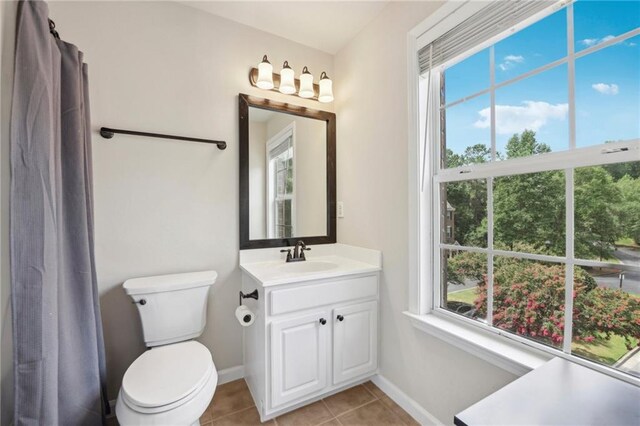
[249,55,333,103]
[298,66,314,98]
[318,72,334,103]
[256,55,274,90]
[279,61,296,95]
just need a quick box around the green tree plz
[444,144,492,246]
[616,175,640,244]
[493,131,564,254]
[603,160,640,181]
[505,129,551,159]
[575,166,622,259]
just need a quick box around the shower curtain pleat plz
[10,1,108,424]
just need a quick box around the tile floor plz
[199,379,420,426]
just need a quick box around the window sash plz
[426,1,640,376]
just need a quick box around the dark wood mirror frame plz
[239,93,336,250]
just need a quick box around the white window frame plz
[266,122,297,239]
[406,0,640,385]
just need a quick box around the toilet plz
[116,271,219,426]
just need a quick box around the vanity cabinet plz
[241,270,379,421]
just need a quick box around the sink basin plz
[278,261,338,273]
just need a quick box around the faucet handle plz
[280,248,293,262]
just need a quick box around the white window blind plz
[418,0,555,74]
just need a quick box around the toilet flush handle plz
[132,299,147,306]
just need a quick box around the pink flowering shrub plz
[448,252,640,349]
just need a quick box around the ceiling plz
[180,1,390,54]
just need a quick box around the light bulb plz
[298,66,314,98]
[279,61,296,95]
[256,55,274,90]
[318,71,333,103]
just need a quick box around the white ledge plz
[404,311,552,376]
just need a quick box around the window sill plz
[403,311,552,376]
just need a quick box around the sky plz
[443,0,640,164]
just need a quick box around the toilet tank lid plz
[123,270,218,295]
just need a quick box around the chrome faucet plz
[280,240,311,262]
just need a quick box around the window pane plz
[276,200,284,225]
[443,94,491,168]
[574,1,640,52]
[495,8,567,83]
[493,256,565,349]
[443,48,490,104]
[286,167,293,194]
[495,64,569,158]
[571,265,640,376]
[575,162,640,261]
[276,170,285,196]
[575,36,640,148]
[441,250,487,323]
[441,180,487,247]
[494,170,566,256]
[284,199,292,227]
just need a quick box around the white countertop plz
[239,244,382,286]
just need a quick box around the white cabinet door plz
[270,310,329,407]
[333,300,378,385]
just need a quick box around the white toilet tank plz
[123,270,218,347]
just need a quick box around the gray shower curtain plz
[10,1,108,424]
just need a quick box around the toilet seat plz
[121,341,214,414]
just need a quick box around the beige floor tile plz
[362,381,385,400]
[323,385,376,417]
[317,419,341,426]
[276,400,334,426]
[336,400,405,426]
[105,416,120,426]
[201,407,213,423]
[207,379,256,420]
[378,395,420,426]
[211,406,274,425]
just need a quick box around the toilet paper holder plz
[239,289,259,306]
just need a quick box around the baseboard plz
[105,365,245,419]
[217,365,245,385]
[371,374,444,426]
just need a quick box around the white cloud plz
[474,101,568,135]
[579,35,615,47]
[579,35,636,48]
[498,54,524,71]
[592,83,619,95]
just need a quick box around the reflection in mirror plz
[248,108,327,240]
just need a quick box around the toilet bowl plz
[116,271,218,426]
[116,341,217,425]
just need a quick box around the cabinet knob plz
[319,318,327,325]
[337,315,344,322]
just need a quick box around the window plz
[419,1,640,380]
[267,123,295,238]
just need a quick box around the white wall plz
[0,2,17,424]
[334,2,518,424]
[45,1,334,401]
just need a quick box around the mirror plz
[239,94,336,249]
